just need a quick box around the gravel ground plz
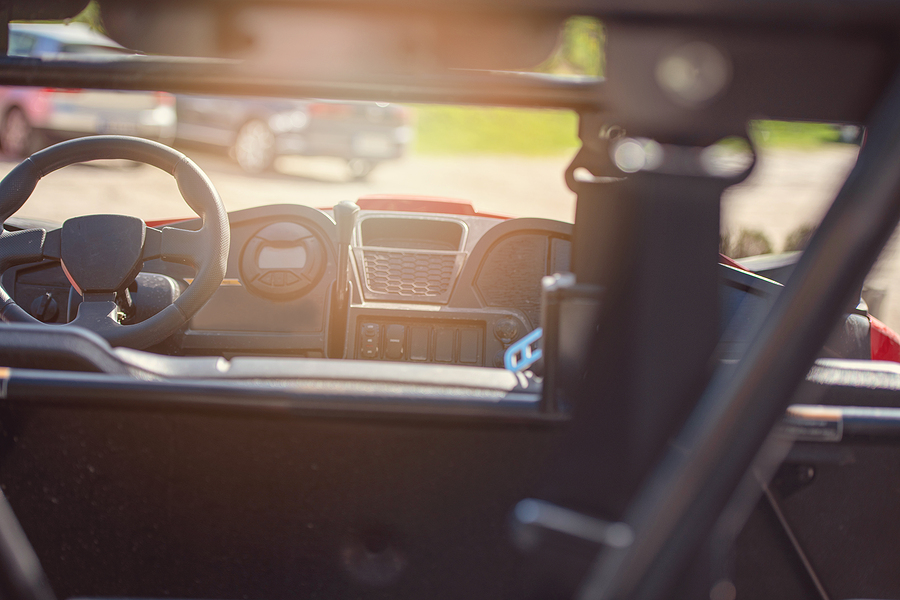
[0,150,577,224]
[6,143,898,329]
[720,145,900,330]
[721,146,860,249]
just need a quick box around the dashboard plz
[4,204,573,368]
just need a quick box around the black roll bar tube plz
[0,57,606,112]
[0,487,56,600]
[579,68,900,600]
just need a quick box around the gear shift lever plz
[329,201,359,357]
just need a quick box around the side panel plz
[0,404,561,600]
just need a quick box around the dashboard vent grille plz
[475,233,552,327]
[356,249,464,303]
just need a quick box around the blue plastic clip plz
[504,327,543,372]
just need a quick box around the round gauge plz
[239,222,325,300]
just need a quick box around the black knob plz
[30,292,58,322]
[494,318,519,344]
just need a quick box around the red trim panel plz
[870,315,900,363]
[718,254,748,272]
[147,218,191,227]
[355,195,511,219]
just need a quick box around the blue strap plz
[504,327,543,372]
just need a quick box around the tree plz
[537,17,604,77]
[70,0,103,32]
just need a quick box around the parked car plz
[0,22,176,156]
[175,95,411,177]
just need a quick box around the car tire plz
[1,107,39,158]
[347,158,376,181]
[233,119,276,174]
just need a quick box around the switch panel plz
[354,318,484,366]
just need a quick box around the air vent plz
[475,233,571,327]
[360,217,464,251]
[354,215,467,303]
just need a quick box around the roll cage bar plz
[3,1,900,600]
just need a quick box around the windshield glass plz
[0,101,579,223]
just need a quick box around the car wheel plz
[233,119,276,174]
[1,107,38,158]
[347,158,376,181]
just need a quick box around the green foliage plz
[411,109,861,156]
[413,105,579,155]
[537,17,604,77]
[71,0,104,32]
[411,16,601,155]
[14,0,104,30]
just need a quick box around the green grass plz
[411,104,854,156]
[412,105,580,156]
[749,120,849,148]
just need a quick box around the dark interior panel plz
[0,405,563,600]
[737,444,900,600]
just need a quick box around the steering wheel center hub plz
[61,214,146,295]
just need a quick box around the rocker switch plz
[459,329,479,364]
[360,323,381,359]
[384,324,406,360]
[409,327,430,361]
[434,328,454,362]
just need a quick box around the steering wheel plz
[0,136,229,350]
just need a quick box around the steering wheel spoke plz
[69,298,119,329]
[0,227,48,272]
[147,226,208,267]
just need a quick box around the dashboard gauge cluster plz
[240,221,325,301]
[149,205,340,354]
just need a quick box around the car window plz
[7,31,36,56]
